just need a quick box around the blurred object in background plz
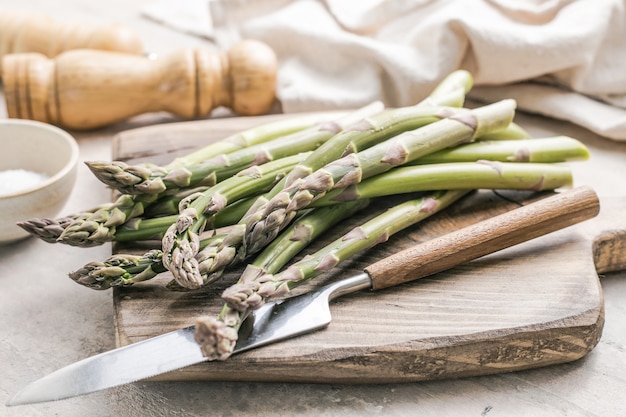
[0,9,143,73]
[208,0,292,46]
[145,0,626,141]
[2,39,277,130]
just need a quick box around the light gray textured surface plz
[1,1,626,416]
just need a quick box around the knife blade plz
[6,272,372,407]
[7,186,599,406]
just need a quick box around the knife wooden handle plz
[0,10,143,68]
[365,186,600,290]
[2,39,277,130]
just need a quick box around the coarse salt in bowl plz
[0,119,79,243]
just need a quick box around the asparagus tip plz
[15,217,70,243]
[194,316,239,361]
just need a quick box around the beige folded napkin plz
[144,0,626,141]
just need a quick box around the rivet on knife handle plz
[365,186,600,290]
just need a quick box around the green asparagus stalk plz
[420,70,474,108]
[251,200,371,274]
[22,185,260,246]
[16,213,92,244]
[207,75,472,263]
[69,234,226,290]
[69,250,168,290]
[54,184,226,247]
[160,84,477,288]
[87,102,384,195]
[476,122,531,141]
[27,134,578,246]
[162,152,310,289]
[57,194,160,247]
[16,185,206,244]
[55,185,217,247]
[219,160,574,302]
[84,113,330,195]
[409,136,589,165]
[282,72,474,190]
[43,72,471,246]
[180,104,462,282]
[192,186,288,286]
[167,112,352,169]
[113,195,260,242]
[242,99,517,258]
[26,108,377,245]
[314,161,573,205]
[195,190,468,360]
[58,148,306,248]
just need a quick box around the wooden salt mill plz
[0,10,143,68]
[2,40,278,130]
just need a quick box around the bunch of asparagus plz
[18,70,590,360]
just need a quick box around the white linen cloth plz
[143,0,626,141]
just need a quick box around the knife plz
[7,186,599,406]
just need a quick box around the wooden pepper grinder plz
[0,10,143,68]
[2,40,278,130]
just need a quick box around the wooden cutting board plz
[111,114,626,383]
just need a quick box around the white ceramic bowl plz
[0,119,79,243]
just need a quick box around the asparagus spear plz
[69,250,168,290]
[55,184,224,247]
[92,110,346,191]
[179,104,465,283]
[241,99,517,258]
[22,134,582,246]
[112,196,260,242]
[19,183,264,246]
[59,149,308,249]
[161,82,476,287]
[250,200,371,275]
[410,136,589,165]
[476,122,531,141]
[417,70,474,108]
[16,214,91,244]
[25,109,376,246]
[69,234,226,290]
[166,112,346,169]
[33,72,470,246]
[114,159,574,242]
[193,189,285,286]
[162,153,310,289]
[164,154,576,286]
[195,190,469,360]
[17,187,191,244]
[72,196,370,292]
[56,194,161,247]
[314,161,573,205]
[87,103,384,195]
[192,72,473,265]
